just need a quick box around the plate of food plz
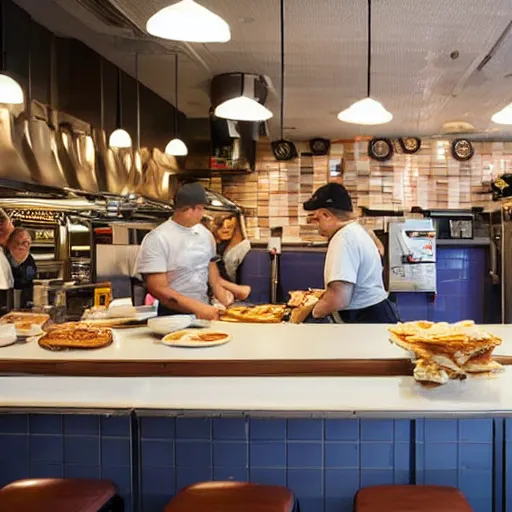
[388,320,503,386]
[161,329,231,348]
[0,311,50,337]
[38,324,113,351]
[220,304,288,323]
[148,315,211,336]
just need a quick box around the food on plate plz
[388,320,503,385]
[220,304,288,324]
[287,289,325,323]
[0,312,50,335]
[38,325,113,351]
[162,329,231,345]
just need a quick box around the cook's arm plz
[312,281,354,318]
[144,273,218,319]
[208,262,235,307]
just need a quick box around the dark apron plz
[157,303,184,317]
[337,298,400,324]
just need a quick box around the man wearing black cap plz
[137,182,240,320]
[303,183,399,324]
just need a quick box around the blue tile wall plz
[0,414,500,512]
[0,413,132,511]
[241,246,488,323]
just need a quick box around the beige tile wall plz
[201,138,509,241]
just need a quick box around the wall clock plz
[451,138,474,161]
[398,137,421,154]
[368,138,393,161]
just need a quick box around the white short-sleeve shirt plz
[324,222,387,310]
[0,248,13,290]
[137,220,215,304]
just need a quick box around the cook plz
[137,182,249,320]
[303,183,399,324]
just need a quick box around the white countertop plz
[0,322,511,362]
[0,323,510,415]
[0,370,508,417]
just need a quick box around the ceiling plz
[12,0,512,140]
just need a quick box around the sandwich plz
[388,320,503,385]
[287,289,325,324]
[220,304,288,323]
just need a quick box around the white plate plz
[160,329,231,348]
[148,315,211,336]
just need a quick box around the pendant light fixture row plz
[337,0,392,125]
[165,54,188,156]
[146,0,230,43]
[0,0,23,104]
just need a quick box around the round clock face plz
[271,140,297,161]
[369,138,393,161]
[451,139,474,161]
[400,137,421,154]
[309,138,330,155]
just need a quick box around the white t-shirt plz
[0,248,13,290]
[324,222,387,310]
[137,219,215,304]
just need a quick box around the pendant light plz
[215,73,273,122]
[146,0,230,43]
[337,0,392,125]
[109,68,132,148]
[491,103,512,124]
[165,54,188,156]
[271,0,297,161]
[0,0,23,104]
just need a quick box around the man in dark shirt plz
[6,228,37,309]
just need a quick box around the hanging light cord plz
[367,0,372,98]
[116,68,122,129]
[174,53,179,137]
[0,0,4,72]
[280,0,284,140]
[136,53,140,150]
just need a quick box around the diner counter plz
[0,323,510,416]
[0,322,511,376]
[0,371,508,417]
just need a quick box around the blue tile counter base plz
[240,246,489,323]
[0,414,505,512]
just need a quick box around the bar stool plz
[164,481,297,512]
[354,485,473,512]
[0,478,123,512]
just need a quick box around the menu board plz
[388,219,437,292]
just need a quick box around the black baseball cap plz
[303,183,353,212]
[174,182,207,208]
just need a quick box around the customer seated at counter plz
[137,182,250,320]
[303,183,399,324]
[6,227,37,309]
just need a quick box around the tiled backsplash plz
[0,414,501,512]
[205,138,505,241]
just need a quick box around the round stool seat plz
[355,485,473,512]
[0,478,117,512]
[165,481,295,512]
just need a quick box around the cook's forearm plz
[312,282,352,318]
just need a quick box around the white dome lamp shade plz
[491,103,512,125]
[146,0,231,43]
[337,0,392,126]
[0,0,23,105]
[0,74,23,104]
[165,54,188,156]
[110,69,132,149]
[215,74,273,122]
[109,129,132,149]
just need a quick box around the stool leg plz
[99,494,124,512]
